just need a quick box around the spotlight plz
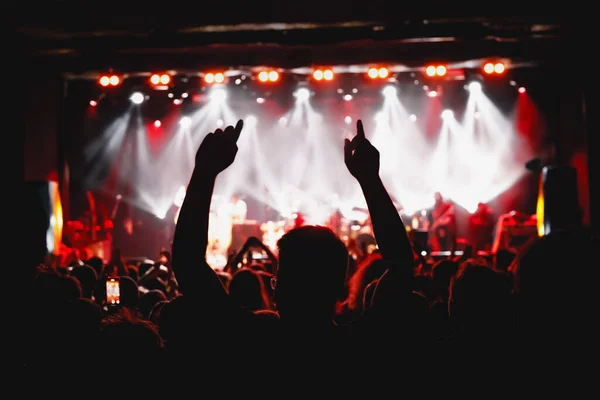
[344,116,352,124]
[368,68,379,79]
[409,114,417,122]
[99,75,120,87]
[130,92,144,105]
[154,120,161,128]
[150,74,161,85]
[246,115,257,127]
[89,100,98,107]
[268,71,279,82]
[323,69,334,80]
[378,67,389,78]
[425,65,446,77]
[256,97,265,104]
[382,85,397,97]
[295,88,310,101]
[210,87,227,102]
[343,94,353,101]
[483,62,506,75]
[441,109,453,119]
[179,116,191,127]
[468,82,482,92]
[427,90,437,98]
[518,87,526,94]
[258,71,269,82]
[214,73,225,83]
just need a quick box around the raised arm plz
[171,120,244,300]
[344,120,414,285]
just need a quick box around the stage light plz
[109,75,120,86]
[518,86,526,94]
[204,73,215,84]
[343,94,353,101]
[130,92,144,105]
[179,116,191,127]
[323,69,334,80]
[154,120,161,128]
[427,90,437,97]
[295,88,310,101]
[409,114,417,122]
[368,67,389,79]
[150,74,161,84]
[258,70,279,83]
[99,76,110,86]
[313,70,324,80]
[382,85,397,97]
[441,109,453,119]
[216,119,224,127]
[160,74,171,84]
[425,65,446,77]
[89,100,98,107]
[483,62,505,75]
[344,116,352,124]
[468,81,482,91]
[173,99,182,105]
[256,97,265,104]
[210,87,227,102]
[214,73,225,83]
[181,92,188,98]
[246,115,257,127]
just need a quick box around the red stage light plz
[89,100,98,107]
[367,67,389,79]
[483,62,506,75]
[518,87,526,94]
[425,65,446,77]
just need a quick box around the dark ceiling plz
[15,3,564,74]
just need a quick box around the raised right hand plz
[344,119,380,183]
[195,120,244,177]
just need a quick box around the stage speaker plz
[24,180,63,259]
[537,166,581,236]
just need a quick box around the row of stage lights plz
[97,83,525,132]
[96,61,509,89]
[90,78,526,108]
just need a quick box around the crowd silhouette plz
[23,119,594,393]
